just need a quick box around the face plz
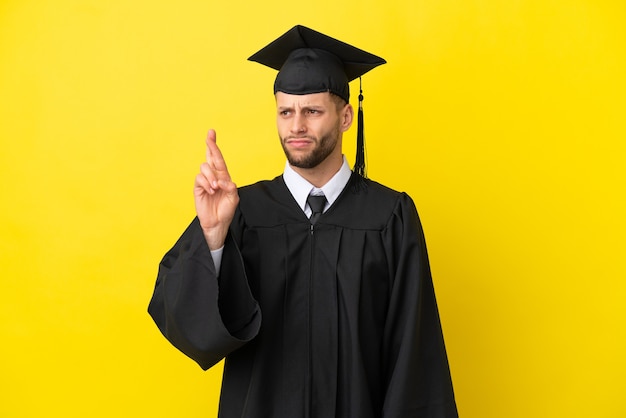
[276,92,352,169]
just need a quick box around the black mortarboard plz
[248,25,386,177]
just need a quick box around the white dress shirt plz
[282,156,352,217]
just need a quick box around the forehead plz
[275,91,334,107]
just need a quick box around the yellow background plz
[1,0,625,417]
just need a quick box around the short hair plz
[329,92,348,110]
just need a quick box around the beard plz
[280,126,340,169]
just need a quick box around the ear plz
[340,103,354,133]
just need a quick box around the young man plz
[149,25,458,417]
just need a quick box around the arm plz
[147,130,261,370]
[382,194,458,417]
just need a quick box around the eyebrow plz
[277,104,325,111]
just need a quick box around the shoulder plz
[238,176,285,200]
[349,175,416,209]
[326,175,418,230]
[360,177,404,199]
[235,176,302,226]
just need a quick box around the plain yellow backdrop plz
[1,0,625,417]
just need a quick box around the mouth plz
[285,137,314,148]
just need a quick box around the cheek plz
[314,117,334,132]
[276,118,287,134]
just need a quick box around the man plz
[149,25,457,417]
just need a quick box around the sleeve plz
[210,246,224,275]
[381,193,458,417]
[147,216,261,370]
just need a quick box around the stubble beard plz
[281,126,340,169]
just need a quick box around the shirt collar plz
[283,156,352,214]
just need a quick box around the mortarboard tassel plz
[353,77,367,178]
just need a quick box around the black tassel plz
[353,77,367,178]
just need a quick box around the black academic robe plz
[148,174,457,418]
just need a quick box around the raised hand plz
[194,129,239,250]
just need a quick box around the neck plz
[290,153,343,188]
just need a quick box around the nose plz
[290,113,307,134]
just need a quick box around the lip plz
[286,138,313,148]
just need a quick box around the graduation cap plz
[248,25,386,177]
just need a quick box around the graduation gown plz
[148,174,457,418]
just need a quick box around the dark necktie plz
[307,194,327,225]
